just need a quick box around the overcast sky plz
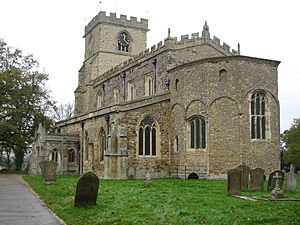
[0,0,299,132]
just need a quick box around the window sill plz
[187,148,207,152]
[138,155,157,159]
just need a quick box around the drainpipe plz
[121,72,126,101]
[103,113,110,150]
[152,58,157,94]
[80,120,85,175]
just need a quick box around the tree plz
[282,118,300,170]
[0,39,54,170]
[51,102,74,122]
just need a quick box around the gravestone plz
[74,171,99,207]
[286,165,297,192]
[127,166,136,179]
[268,170,284,191]
[40,161,57,183]
[236,164,250,190]
[250,168,265,191]
[145,172,153,186]
[227,168,242,195]
[271,172,285,199]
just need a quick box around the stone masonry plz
[30,11,281,179]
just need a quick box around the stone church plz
[29,11,281,179]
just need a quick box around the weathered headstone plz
[227,168,242,195]
[236,164,250,190]
[40,161,57,183]
[268,170,284,191]
[271,172,285,199]
[250,168,265,191]
[74,171,99,207]
[145,172,153,186]
[286,165,297,192]
[127,166,136,179]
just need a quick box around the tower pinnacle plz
[202,20,210,40]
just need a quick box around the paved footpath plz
[0,174,64,225]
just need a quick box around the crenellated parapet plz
[93,21,240,84]
[84,11,148,37]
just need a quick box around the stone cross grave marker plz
[236,164,250,190]
[268,170,284,191]
[250,168,265,191]
[74,171,99,207]
[286,165,297,193]
[271,172,285,199]
[227,168,242,195]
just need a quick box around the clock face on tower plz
[118,32,130,46]
[118,32,130,52]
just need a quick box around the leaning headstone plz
[40,161,57,183]
[250,168,265,191]
[268,170,284,191]
[236,164,250,190]
[74,171,99,207]
[227,168,242,195]
[286,165,297,192]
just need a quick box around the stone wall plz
[55,12,280,179]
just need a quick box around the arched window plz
[68,149,75,163]
[138,116,158,157]
[219,69,227,82]
[114,89,120,104]
[97,91,104,108]
[175,79,179,91]
[145,76,153,96]
[127,82,135,101]
[250,91,266,139]
[189,117,206,149]
[174,136,179,152]
[52,149,58,162]
[99,128,106,162]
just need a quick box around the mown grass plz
[22,176,300,225]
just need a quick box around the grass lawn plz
[23,176,300,225]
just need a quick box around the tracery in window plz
[250,91,267,139]
[189,117,206,149]
[138,116,158,157]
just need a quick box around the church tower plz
[75,11,149,115]
[83,11,148,79]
